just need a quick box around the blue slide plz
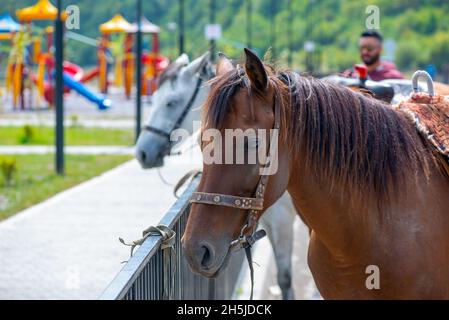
[62,72,112,110]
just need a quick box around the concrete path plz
[1,85,152,120]
[0,151,202,299]
[0,145,134,155]
[0,140,318,300]
[0,119,136,129]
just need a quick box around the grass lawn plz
[0,154,132,221]
[0,126,134,146]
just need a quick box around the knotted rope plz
[119,224,176,299]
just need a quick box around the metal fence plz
[99,175,245,300]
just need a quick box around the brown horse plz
[182,48,449,299]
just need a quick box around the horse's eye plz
[166,100,178,108]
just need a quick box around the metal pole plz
[270,0,276,59]
[246,0,252,49]
[287,0,293,68]
[55,0,64,175]
[210,0,216,61]
[306,0,318,73]
[135,0,142,142]
[179,0,185,55]
[305,0,312,72]
[208,279,216,300]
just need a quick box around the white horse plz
[135,52,297,299]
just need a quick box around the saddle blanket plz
[396,92,449,161]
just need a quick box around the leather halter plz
[188,74,281,298]
[141,66,207,152]
[190,77,280,225]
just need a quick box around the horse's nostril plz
[140,151,146,163]
[200,244,215,269]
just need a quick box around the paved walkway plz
[0,145,134,155]
[0,83,152,128]
[0,119,136,129]
[0,141,318,300]
[0,151,201,299]
[1,85,152,120]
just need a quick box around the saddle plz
[395,92,449,181]
[396,92,449,165]
[325,75,395,103]
[394,70,449,169]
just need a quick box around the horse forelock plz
[203,63,285,130]
[203,68,246,131]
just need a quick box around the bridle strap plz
[245,246,255,300]
[190,192,263,210]
[189,85,280,224]
[142,72,204,143]
[141,126,171,140]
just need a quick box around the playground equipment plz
[0,13,21,103]
[98,14,169,98]
[98,14,132,96]
[0,13,21,40]
[3,0,110,110]
[16,0,68,21]
[129,17,169,97]
[62,70,111,110]
[3,2,169,111]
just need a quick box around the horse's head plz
[182,49,290,277]
[135,51,213,168]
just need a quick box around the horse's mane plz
[204,65,431,202]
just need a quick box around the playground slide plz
[62,72,112,110]
[80,67,100,83]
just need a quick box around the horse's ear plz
[216,52,235,76]
[244,48,268,92]
[184,51,211,76]
[175,53,190,66]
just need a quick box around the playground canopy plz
[0,13,21,33]
[16,0,67,22]
[128,17,161,34]
[99,14,133,34]
[0,13,21,40]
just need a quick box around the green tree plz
[429,32,449,69]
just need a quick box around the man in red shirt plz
[348,31,405,81]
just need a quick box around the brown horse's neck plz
[278,72,430,202]
[277,72,442,253]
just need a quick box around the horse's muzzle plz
[181,237,230,278]
[135,132,167,169]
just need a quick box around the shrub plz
[396,41,423,71]
[19,125,35,144]
[70,114,80,128]
[429,33,449,70]
[1,157,17,187]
